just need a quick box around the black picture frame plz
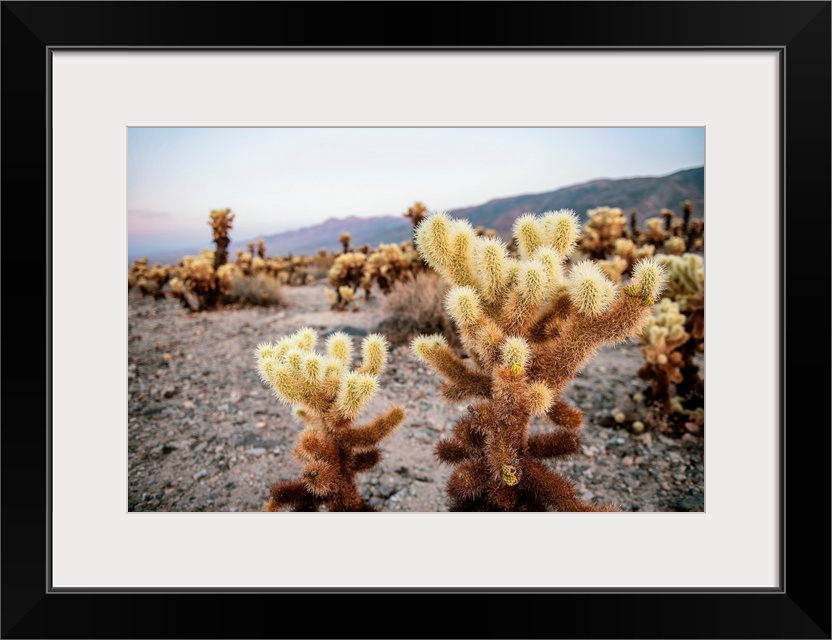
[2,2,829,638]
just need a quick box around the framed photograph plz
[3,1,829,638]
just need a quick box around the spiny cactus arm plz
[296,429,340,465]
[545,398,585,430]
[266,481,323,512]
[438,375,493,402]
[541,209,581,258]
[442,289,509,368]
[513,213,546,260]
[526,429,581,459]
[497,260,551,335]
[526,380,555,415]
[351,448,382,472]
[446,220,479,288]
[528,295,651,395]
[298,461,339,499]
[435,439,471,464]
[446,460,490,504]
[527,289,573,343]
[435,406,491,464]
[355,334,388,376]
[472,236,510,305]
[528,259,665,390]
[325,332,353,367]
[334,372,378,420]
[410,335,492,397]
[414,212,455,274]
[522,460,618,512]
[342,406,405,448]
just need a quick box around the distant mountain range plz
[137,166,703,264]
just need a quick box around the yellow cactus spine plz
[411,211,666,511]
[256,328,405,511]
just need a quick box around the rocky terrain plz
[128,281,704,513]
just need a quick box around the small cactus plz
[255,329,405,511]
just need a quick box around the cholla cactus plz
[580,206,628,259]
[215,263,242,296]
[360,242,423,296]
[597,255,628,284]
[129,258,172,298]
[163,211,286,311]
[168,254,217,309]
[128,257,148,291]
[656,253,703,306]
[687,218,705,252]
[656,253,704,398]
[326,251,367,309]
[208,208,234,270]
[236,249,254,275]
[620,253,704,435]
[663,236,687,256]
[474,226,497,238]
[255,328,405,511]
[642,217,669,245]
[612,237,655,271]
[403,201,428,228]
[339,232,352,254]
[636,298,689,412]
[411,211,666,511]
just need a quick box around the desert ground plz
[128,280,704,513]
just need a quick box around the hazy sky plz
[128,127,704,255]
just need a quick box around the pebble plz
[194,469,208,480]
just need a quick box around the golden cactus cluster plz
[403,201,428,227]
[209,208,234,241]
[579,206,628,259]
[612,237,656,271]
[629,202,704,254]
[409,210,666,511]
[360,241,423,296]
[324,251,367,309]
[255,328,405,511]
[637,298,690,407]
[610,251,704,436]
[134,210,287,311]
[128,258,172,298]
[208,208,235,269]
[656,253,704,305]
[234,247,319,286]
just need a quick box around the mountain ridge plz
[133,166,703,264]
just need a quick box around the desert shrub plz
[228,273,285,307]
